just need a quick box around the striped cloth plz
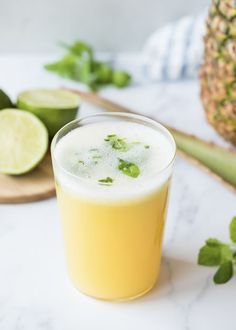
[143,13,206,81]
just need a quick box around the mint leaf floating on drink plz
[198,216,236,284]
[118,159,140,178]
[105,134,128,151]
[98,177,113,185]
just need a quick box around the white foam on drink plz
[54,121,175,202]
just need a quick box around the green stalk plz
[65,88,236,191]
[169,127,236,189]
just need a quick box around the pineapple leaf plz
[168,127,236,189]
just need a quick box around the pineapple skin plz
[200,0,236,145]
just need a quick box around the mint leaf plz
[221,245,233,263]
[105,134,128,151]
[96,63,113,83]
[64,41,93,58]
[144,145,150,149]
[206,238,223,247]
[198,245,221,266]
[118,159,140,178]
[112,70,131,88]
[213,261,233,284]
[198,241,233,267]
[198,217,236,285]
[229,216,236,243]
[44,54,78,80]
[98,177,113,185]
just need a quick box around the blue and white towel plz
[143,13,206,81]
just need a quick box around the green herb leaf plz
[144,145,150,149]
[44,54,78,79]
[198,241,233,267]
[198,245,222,266]
[78,160,85,165]
[112,70,131,88]
[96,63,113,83]
[198,217,236,285]
[63,41,93,58]
[213,261,233,284]
[118,159,140,178]
[220,245,233,263]
[229,216,236,243]
[206,238,223,247]
[105,134,128,151]
[98,177,113,185]
[44,40,131,90]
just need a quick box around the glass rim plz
[51,112,176,183]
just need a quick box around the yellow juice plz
[52,113,175,301]
[56,181,170,300]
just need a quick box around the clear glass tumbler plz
[51,112,176,301]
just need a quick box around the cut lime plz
[17,89,80,137]
[0,109,48,175]
[0,89,13,109]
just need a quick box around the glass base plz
[72,279,157,302]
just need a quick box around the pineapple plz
[200,0,236,145]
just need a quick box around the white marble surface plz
[0,54,236,330]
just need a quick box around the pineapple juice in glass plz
[51,113,176,301]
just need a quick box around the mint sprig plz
[105,134,128,151]
[118,159,140,178]
[44,40,131,91]
[198,216,236,284]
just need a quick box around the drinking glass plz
[51,113,176,301]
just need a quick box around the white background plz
[1,0,208,52]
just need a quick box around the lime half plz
[17,89,80,137]
[0,109,48,175]
[0,89,13,109]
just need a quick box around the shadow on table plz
[131,255,200,304]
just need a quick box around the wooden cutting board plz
[0,152,56,204]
